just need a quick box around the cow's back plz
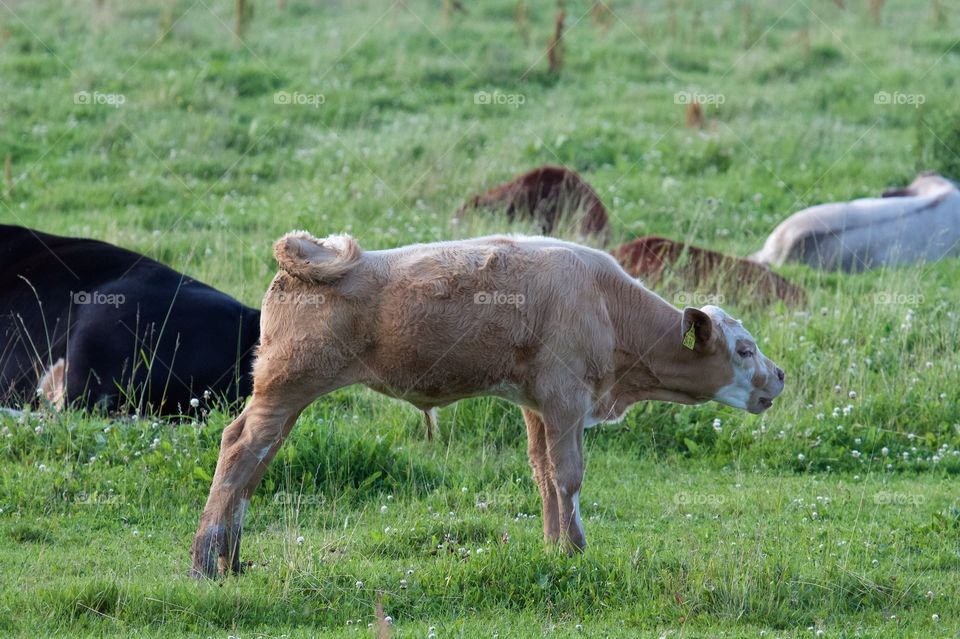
[0,225,259,410]
[351,237,616,408]
[753,189,960,271]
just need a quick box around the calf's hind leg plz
[190,378,344,578]
[522,408,561,543]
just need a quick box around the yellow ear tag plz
[682,325,696,350]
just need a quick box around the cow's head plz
[671,305,784,414]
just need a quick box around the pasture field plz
[2,0,960,636]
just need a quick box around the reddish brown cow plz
[457,166,609,241]
[613,236,807,307]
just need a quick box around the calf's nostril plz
[776,367,785,382]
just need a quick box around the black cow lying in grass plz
[0,224,260,415]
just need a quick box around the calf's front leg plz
[541,404,586,552]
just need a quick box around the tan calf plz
[191,233,785,578]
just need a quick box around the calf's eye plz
[737,349,753,358]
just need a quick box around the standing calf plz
[192,233,784,578]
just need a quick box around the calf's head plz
[666,305,785,414]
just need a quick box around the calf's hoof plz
[563,530,587,555]
[190,525,241,579]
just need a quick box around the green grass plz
[2,0,959,636]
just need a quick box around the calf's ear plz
[681,307,714,352]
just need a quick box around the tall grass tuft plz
[591,1,613,35]
[515,1,531,46]
[547,7,566,74]
[235,0,253,39]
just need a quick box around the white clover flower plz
[851,450,861,458]
[848,390,857,399]
[296,535,304,545]
[881,447,889,456]
[380,505,388,514]
[797,453,805,461]
[355,580,363,589]
[189,398,200,408]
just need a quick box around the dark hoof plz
[191,525,241,578]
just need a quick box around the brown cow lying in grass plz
[191,233,785,578]
[457,165,610,242]
[613,236,807,307]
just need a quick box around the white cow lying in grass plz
[751,172,960,272]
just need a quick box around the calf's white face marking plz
[702,305,784,414]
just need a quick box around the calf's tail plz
[273,231,362,284]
